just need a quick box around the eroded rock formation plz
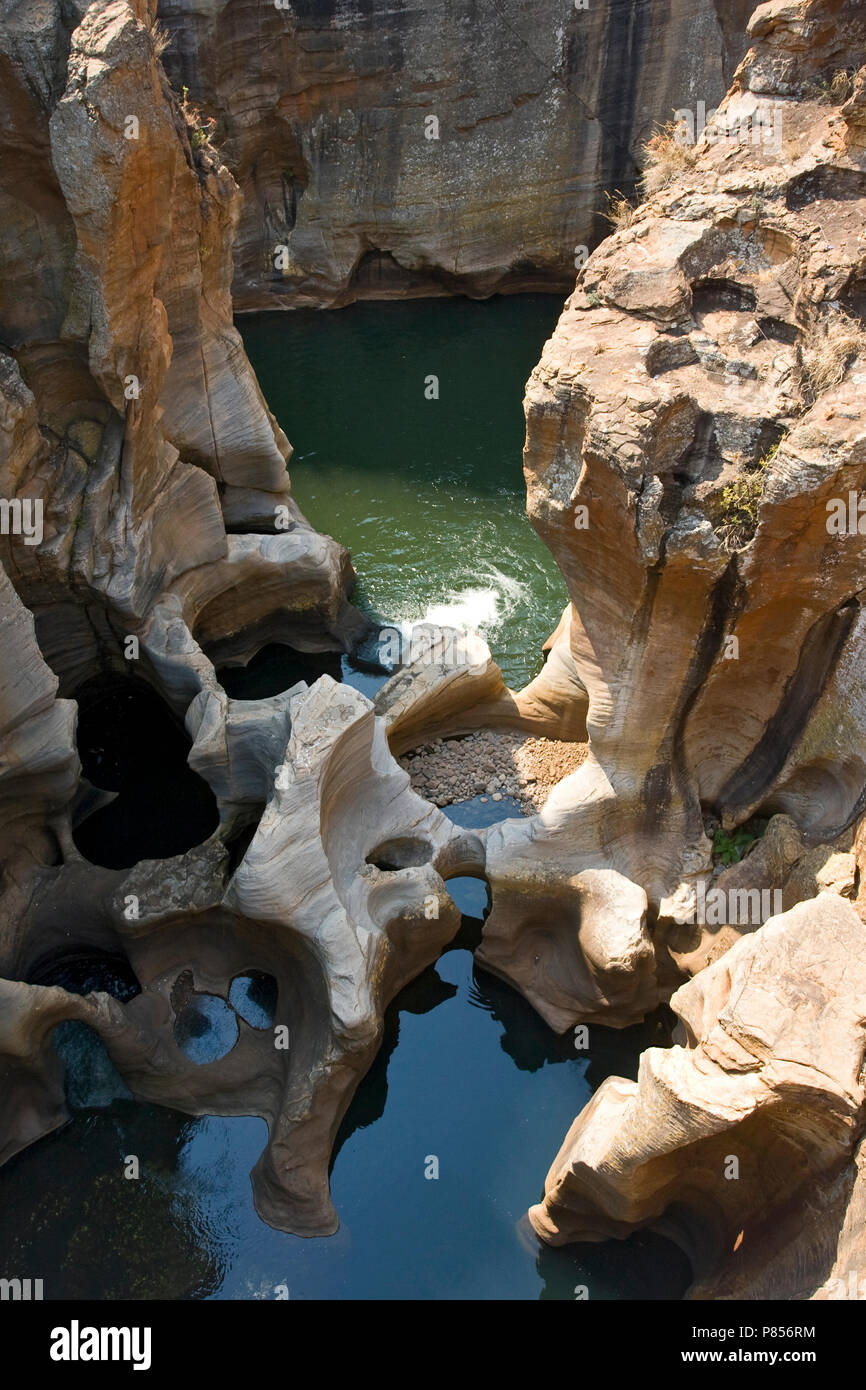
[466,0,866,1038]
[2,0,866,1302]
[487,0,866,1298]
[528,897,866,1297]
[0,0,375,1230]
[155,0,751,307]
[1,672,483,1233]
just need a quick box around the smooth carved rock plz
[0,565,79,863]
[0,0,357,662]
[374,619,588,756]
[528,897,866,1296]
[475,0,866,1031]
[476,866,655,1032]
[0,0,371,1229]
[224,677,477,1231]
[0,678,480,1236]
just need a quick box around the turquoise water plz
[239,297,568,690]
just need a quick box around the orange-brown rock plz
[529,896,866,1299]
[477,0,866,1033]
[156,0,751,308]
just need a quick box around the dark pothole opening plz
[691,278,757,316]
[785,164,866,212]
[366,836,433,871]
[27,948,141,1001]
[215,643,342,700]
[28,950,141,1110]
[71,675,219,870]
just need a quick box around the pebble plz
[398,729,589,813]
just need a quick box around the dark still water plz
[239,296,568,690]
[0,796,689,1301]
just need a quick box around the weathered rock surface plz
[0,0,357,646]
[0,0,379,1235]
[473,0,866,1035]
[0,676,481,1234]
[658,811,861,975]
[3,0,866,1297]
[0,566,79,853]
[514,0,866,1301]
[529,897,866,1297]
[375,622,588,755]
[156,0,750,308]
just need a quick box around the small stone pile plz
[398,729,589,812]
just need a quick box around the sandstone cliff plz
[3,0,866,1302]
[0,0,362,675]
[155,0,751,307]
[482,0,866,1298]
[0,0,365,1216]
[465,0,866,1031]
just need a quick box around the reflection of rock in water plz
[330,958,459,1172]
[535,1226,692,1303]
[467,946,673,1077]
[28,950,141,1002]
[0,1105,226,1300]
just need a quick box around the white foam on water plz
[397,566,529,643]
[415,587,500,634]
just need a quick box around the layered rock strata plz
[498,0,866,1298]
[0,0,357,660]
[155,0,751,308]
[529,897,866,1298]
[0,0,377,1232]
[469,0,866,1035]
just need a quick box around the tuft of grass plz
[715,445,780,552]
[150,22,172,58]
[797,307,866,399]
[757,439,783,469]
[601,190,638,231]
[810,69,855,104]
[639,119,698,197]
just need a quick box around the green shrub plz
[716,474,763,551]
[713,825,760,866]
